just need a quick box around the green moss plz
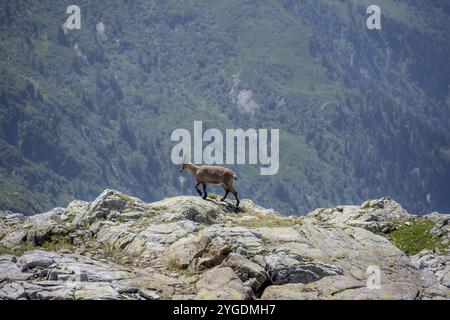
[384,219,443,255]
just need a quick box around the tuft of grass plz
[0,242,36,256]
[40,235,74,252]
[0,235,74,256]
[384,219,443,255]
[152,205,169,211]
[115,215,128,223]
[117,194,135,204]
[233,211,298,228]
[206,193,220,200]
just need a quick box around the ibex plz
[179,156,240,207]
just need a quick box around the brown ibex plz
[179,157,240,206]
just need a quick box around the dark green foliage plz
[0,0,449,215]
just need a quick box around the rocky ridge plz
[0,190,448,300]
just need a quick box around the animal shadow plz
[204,198,243,213]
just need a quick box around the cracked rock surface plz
[0,190,448,300]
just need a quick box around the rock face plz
[307,197,414,233]
[0,250,142,300]
[0,190,448,300]
[195,267,253,300]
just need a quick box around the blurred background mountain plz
[0,0,449,215]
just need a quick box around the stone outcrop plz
[0,190,448,300]
[307,197,414,233]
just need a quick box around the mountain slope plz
[0,0,449,215]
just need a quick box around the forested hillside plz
[0,0,449,215]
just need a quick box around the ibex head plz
[179,154,189,172]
